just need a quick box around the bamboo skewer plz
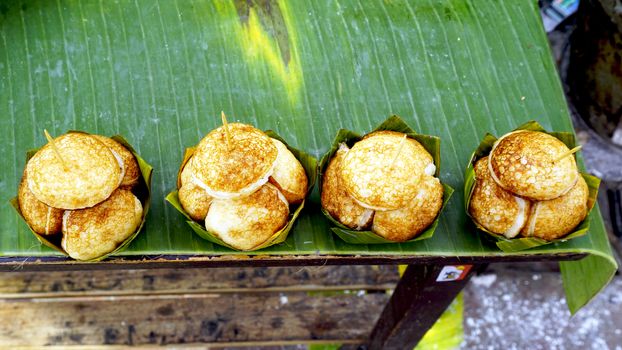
[44,129,69,171]
[221,111,233,150]
[553,145,582,163]
[390,134,408,168]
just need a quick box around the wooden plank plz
[367,264,484,350]
[0,266,399,297]
[2,342,351,349]
[0,291,388,346]
[0,253,587,271]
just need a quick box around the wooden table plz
[0,252,586,349]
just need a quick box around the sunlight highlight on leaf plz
[219,0,303,104]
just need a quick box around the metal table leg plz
[365,263,483,350]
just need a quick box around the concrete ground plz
[462,264,622,350]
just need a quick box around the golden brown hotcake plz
[489,130,578,200]
[192,123,277,199]
[340,131,434,210]
[18,170,63,235]
[178,157,213,221]
[204,183,289,251]
[62,188,143,261]
[26,132,121,209]
[372,175,443,242]
[521,175,588,241]
[469,156,531,238]
[268,138,308,204]
[93,135,140,188]
[321,144,374,230]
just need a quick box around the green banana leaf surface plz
[0,0,616,313]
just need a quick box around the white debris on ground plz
[461,267,622,350]
[470,274,497,288]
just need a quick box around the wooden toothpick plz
[44,129,69,171]
[390,134,408,168]
[554,145,582,163]
[221,111,233,150]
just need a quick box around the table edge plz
[0,253,588,271]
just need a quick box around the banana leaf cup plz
[11,133,153,262]
[318,115,454,244]
[464,121,600,252]
[166,130,317,251]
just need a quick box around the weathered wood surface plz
[0,266,399,297]
[3,343,347,349]
[0,291,389,346]
[0,266,397,347]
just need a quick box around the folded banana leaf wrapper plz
[11,133,153,262]
[166,130,317,251]
[464,121,600,252]
[318,115,454,244]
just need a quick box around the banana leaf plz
[0,0,616,313]
[464,121,601,252]
[318,115,454,244]
[416,293,464,350]
[10,134,153,261]
[165,130,317,251]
